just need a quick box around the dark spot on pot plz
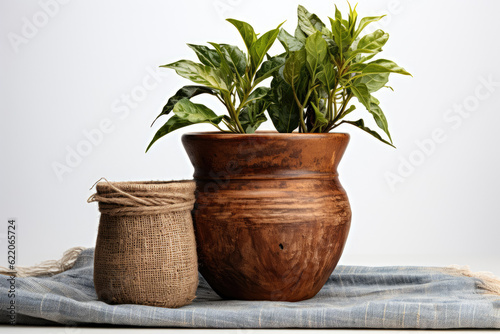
[313,157,322,167]
[289,149,302,159]
[279,243,284,250]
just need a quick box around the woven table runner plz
[1,248,499,329]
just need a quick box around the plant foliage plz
[147,3,410,151]
[146,19,283,151]
[271,3,411,145]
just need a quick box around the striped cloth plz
[0,248,499,328]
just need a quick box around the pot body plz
[182,132,351,301]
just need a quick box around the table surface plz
[2,254,499,333]
[3,329,500,333]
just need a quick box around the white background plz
[1,0,499,270]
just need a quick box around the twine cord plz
[87,177,196,216]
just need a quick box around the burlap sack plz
[88,180,198,308]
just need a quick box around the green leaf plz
[297,5,326,36]
[335,5,342,22]
[317,61,336,90]
[368,96,392,142]
[311,103,328,132]
[354,15,385,39]
[347,2,358,38]
[268,73,300,132]
[342,119,394,147]
[152,85,216,125]
[325,37,339,58]
[146,115,193,152]
[305,31,328,76]
[355,72,390,93]
[226,19,257,52]
[221,44,247,77]
[350,59,411,76]
[250,24,282,73]
[238,87,270,133]
[161,60,229,92]
[369,59,411,75]
[247,86,269,102]
[343,48,377,65]
[294,24,307,43]
[284,49,307,86]
[345,48,378,57]
[338,105,356,120]
[239,111,267,133]
[329,16,351,55]
[350,82,371,111]
[187,44,221,67]
[348,59,411,77]
[278,29,304,52]
[206,42,238,87]
[254,55,286,86]
[172,98,224,123]
[268,103,300,133]
[209,43,247,77]
[147,99,224,151]
[307,11,326,32]
[357,29,389,52]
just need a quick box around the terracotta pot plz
[182,132,351,301]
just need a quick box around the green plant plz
[147,3,411,151]
[271,4,411,145]
[146,19,284,151]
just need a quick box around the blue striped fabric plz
[1,248,499,328]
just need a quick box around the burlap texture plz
[90,181,198,308]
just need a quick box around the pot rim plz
[182,131,350,139]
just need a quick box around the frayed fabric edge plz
[444,264,500,296]
[0,246,86,277]
[2,248,499,298]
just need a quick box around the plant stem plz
[230,104,245,133]
[222,118,237,132]
[291,81,307,133]
[212,122,232,132]
[223,94,244,133]
[332,90,337,119]
[330,120,346,130]
[328,93,353,131]
[216,94,226,105]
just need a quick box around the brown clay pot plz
[181,132,351,301]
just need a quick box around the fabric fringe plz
[2,247,500,299]
[446,264,500,296]
[0,246,86,277]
